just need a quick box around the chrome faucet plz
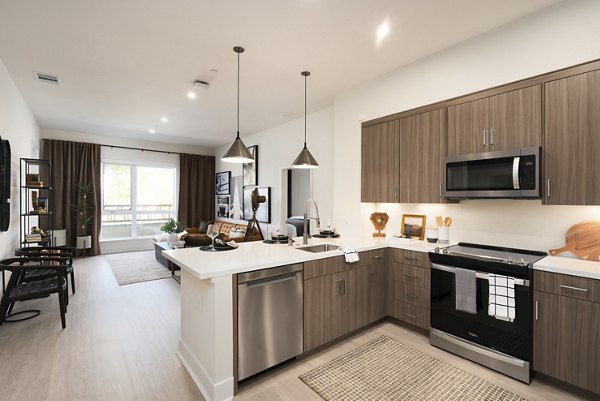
[303,198,320,245]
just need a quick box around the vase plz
[76,235,92,249]
[167,233,178,244]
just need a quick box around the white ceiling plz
[0,0,561,147]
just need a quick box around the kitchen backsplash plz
[358,200,600,253]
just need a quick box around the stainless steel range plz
[429,243,546,383]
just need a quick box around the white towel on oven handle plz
[488,273,516,321]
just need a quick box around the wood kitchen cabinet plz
[361,120,400,203]
[399,108,446,203]
[303,249,386,351]
[533,271,600,394]
[544,69,600,205]
[388,249,430,330]
[447,85,541,156]
[361,108,445,204]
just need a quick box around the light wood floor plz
[0,255,592,401]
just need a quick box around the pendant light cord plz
[237,50,240,138]
[304,73,307,147]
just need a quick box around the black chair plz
[15,246,76,296]
[0,257,69,329]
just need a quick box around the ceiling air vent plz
[33,71,60,85]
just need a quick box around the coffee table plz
[154,241,182,283]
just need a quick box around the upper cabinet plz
[544,69,600,205]
[361,108,446,204]
[447,85,542,156]
[361,120,399,203]
[399,108,446,203]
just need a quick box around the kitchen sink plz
[297,244,341,253]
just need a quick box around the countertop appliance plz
[237,264,303,381]
[444,147,540,199]
[429,243,546,383]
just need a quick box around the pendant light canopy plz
[221,46,254,163]
[292,71,319,169]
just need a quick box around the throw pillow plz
[199,220,208,233]
[228,228,246,238]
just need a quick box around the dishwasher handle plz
[243,273,299,289]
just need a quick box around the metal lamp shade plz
[291,145,319,169]
[221,136,254,163]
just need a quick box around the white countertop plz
[534,255,600,280]
[163,234,438,280]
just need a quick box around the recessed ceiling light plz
[149,129,156,134]
[161,117,168,123]
[376,20,389,44]
[187,91,197,99]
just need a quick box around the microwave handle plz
[512,156,520,190]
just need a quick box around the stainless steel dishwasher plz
[237,263,303,381]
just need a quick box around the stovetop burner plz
[430,242,547,277]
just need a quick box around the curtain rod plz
[100,143,181,155]
[42,139,212,157]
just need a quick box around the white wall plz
[332,0,600,252]
[214,107,334,237]
[0,58,40,260]
[41,128,212,253]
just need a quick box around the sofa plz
[182,220,262,247]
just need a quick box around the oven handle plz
[431,263,530,287]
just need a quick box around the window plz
[101,162,177,240]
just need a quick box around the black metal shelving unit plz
[20,158,54,247]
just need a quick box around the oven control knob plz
[434,247,440,253]
[507,257,514,264]
[518,258,527,266]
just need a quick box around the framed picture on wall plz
[243,145,258,187]
[216,171,231,195]
[216,195,230,218]
[243,186,270,223]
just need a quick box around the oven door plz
[430,263,531,362]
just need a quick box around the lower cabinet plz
[303,250,386,352]
[533,271,600,395]
[388,249,431,330]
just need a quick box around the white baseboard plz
[177,338,234,401]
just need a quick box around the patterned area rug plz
[106,250,171,286]
[300,336,527,401]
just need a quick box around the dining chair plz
[0,257,69,329]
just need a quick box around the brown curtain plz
[178,154,215,228]
[42,139,102,255]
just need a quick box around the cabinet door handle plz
[547,179,551,198]
[559,284,588,292]
[439,183,443,198]
[490,128,495,146]
[483,130,488,146]
[341,280,346,295]
[535,301,538,321]
[394,185,399,199]
[405,313,417,319]
[404,274,418,279]
[372,255,383,261]
[404,257,418,262]
[336,281,341,296]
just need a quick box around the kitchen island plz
[163,234,435,401]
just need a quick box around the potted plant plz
[160,218,183,244]
[72,182,94,250]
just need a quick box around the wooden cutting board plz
[549,221,600,261]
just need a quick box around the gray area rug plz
[300,336,527,401]
[105,250,171,286]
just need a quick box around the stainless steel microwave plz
[444,147,540,199]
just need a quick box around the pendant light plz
[291,71,319,169]
[221,46,254,163]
